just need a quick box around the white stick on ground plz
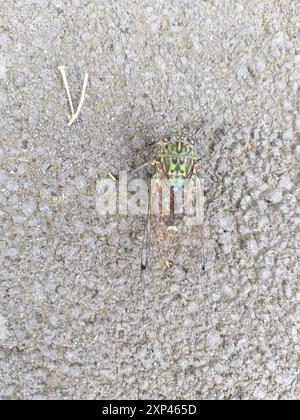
[58,66,75,117]
[68,72,89,127]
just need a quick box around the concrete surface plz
[0,0,299,400]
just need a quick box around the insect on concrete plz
[134,131,206,278]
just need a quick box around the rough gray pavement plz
[0,0,299,400]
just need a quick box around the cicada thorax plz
[159,139,197,188]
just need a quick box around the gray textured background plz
[0,0,299,400]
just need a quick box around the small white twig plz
[108,172,117,182]
[58,65,75,117]
[68,72,89,127]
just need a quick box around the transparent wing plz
[195,176,206,271]
[140,176,162,277]
[141,199,151,272]
[185,176,206,272]
[197,223,206,271]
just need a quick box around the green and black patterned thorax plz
[158,136,197,187]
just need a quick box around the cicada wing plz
[195,176,206,271]
[141,203,151,272]
[140,177,162,275]
[185,176,206,272]
[198,222,206,271]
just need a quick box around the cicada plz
[139,133,205,277]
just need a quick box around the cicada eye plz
[158,141,167,152]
